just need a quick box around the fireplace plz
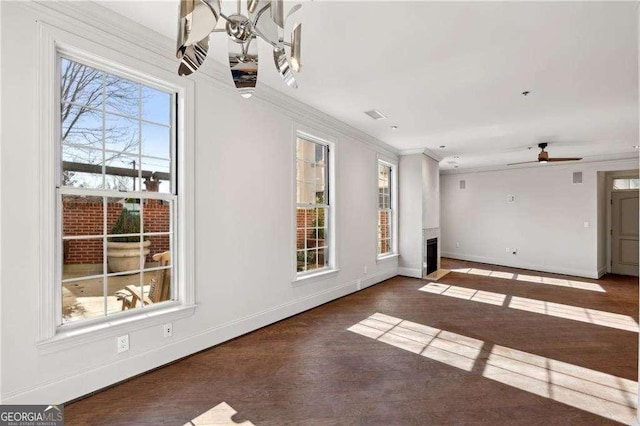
[426,238,438,275]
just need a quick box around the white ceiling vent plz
[364,109,387,120]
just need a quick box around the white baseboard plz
[4,272,399,404]
[361,268,398,289]
[398,267,422,278]
[597,266,607,278]
[441,252,599,279]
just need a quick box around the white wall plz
[398,154,422,276]
[0,2,398,403]
[398,153,440,277]
[441,159,638,278]
[597,171,606,275]
[422,155,440,230]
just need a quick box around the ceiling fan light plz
[291,23,302,72]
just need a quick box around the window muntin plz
[378,162,393,256]
[59,57,176,325]
[296,137,330,274]
[613,178,639,190]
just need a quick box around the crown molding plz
[24,0,398,159]
[398,148,444,162]
[440,152,639,175]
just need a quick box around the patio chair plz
[115,251,171,310]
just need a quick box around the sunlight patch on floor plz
[484,345,637,424]
[450,268,605,292]
[184,402,254,426]
[419,283,638,333]
[348,312,483,371]
[348,313,638,424]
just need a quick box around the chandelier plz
[176,0,303,98]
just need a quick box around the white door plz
[611,191,639,276]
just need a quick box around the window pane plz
[63,238,105,278]
[143,198,172,264]
[297,138,316,162]
[142,86,171,125]
[107,273,143,315]
[60,58,104,108]
[105,74,139,118]
[142,123,171,159]
[141,157,172,194]
[613,178,639,190]
[62,146,103,189]
[140,265,172,305]
[104,154,139,192]
[62,276,106,324]
[63,195,104,237]
[105,113,139,154]
[61,104,103,149]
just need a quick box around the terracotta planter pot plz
[106,240,151,273]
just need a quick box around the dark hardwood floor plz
[65,258,639,425]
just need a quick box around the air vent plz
[364,109,387,120]
[459,180,466,190]
[573,172,582,184]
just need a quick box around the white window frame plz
[377,157,398,260]
[292,125,337,284]
[36,23,196,351]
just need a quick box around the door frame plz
[605,170,639,274]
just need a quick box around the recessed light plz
[390,125,398,130]
[364,109,387,120]
[634,145,639,149]
[439,145,446,149]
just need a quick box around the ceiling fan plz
[508,143,583,166]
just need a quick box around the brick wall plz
[63,198,170,264]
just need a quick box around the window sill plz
[37,303,197,355]
[292,268,340,287]
[377,253,399,263]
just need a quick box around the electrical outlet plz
[163,323,173,338]
[456,242,460,248]
[117,335,129,353]
[506,247,510,253]
[363,265,368,275]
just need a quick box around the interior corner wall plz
[0,2,398,403]
[440,159,638,279]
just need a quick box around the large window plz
[59,57,176,325]
[378,161,394,257]
[296,137,330,274]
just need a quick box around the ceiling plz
[98,1,639,170]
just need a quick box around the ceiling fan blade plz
[507,161,540,166]
[177,0,220,58]
[273,48,297,88]
[547,157,583,162]
[178,39,209,75]
[271,0,285,28]
[290,23,302,72]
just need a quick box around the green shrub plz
[109,209,142,243]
